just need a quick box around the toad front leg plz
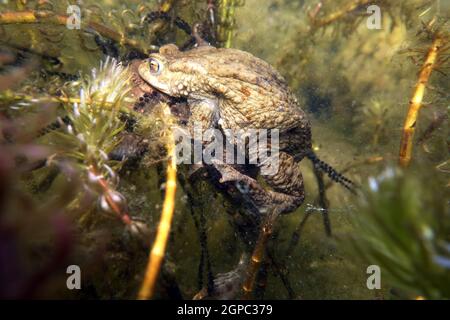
[187,98,220,139]
[184,98,220,176]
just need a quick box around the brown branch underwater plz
[398,32,444,167]
[138,132,177,300]
[242,210,279,299]
[309,0,373,29]
[0,10,146,55]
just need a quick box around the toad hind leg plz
[259,152,305,214]
[211,151,304,215]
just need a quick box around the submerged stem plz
[399,33,444,167]
[309,0,372,29]
[242,209,278,299]
[0,10,146,54]
[138,131,177,300]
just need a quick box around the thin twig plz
[313,167,331,237]
[399,32,444,167]
[1,92,135,107]
[266,249,295,299]
[0,10,145,54]
[89,165,132,225]
[309,0,372,29]
[242,209,278,299]
[416,112,448,146]
[138,132,177,300]
[286,210,312,257]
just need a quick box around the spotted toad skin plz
[138,44,312,215]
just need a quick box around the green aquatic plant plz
[307,0,445,34]
[0,0,152,57]
[216,0,244,48]
[353,98,392,146]
[0,0,224,299]
[0,63,83,299]
[350,168,450,299]
[0,50,170,297]
[47,58,134,224]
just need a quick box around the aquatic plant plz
[216,0,244,48]
[353,99,392,146]
[138,107,177,300]
[307,0,444,34]
[398,20,449,167]
[48,58,133,225]
[350,168,450,299]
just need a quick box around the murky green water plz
[0,0,448,300]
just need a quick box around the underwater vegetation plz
[351,168,450,300]
[0,0,449,300]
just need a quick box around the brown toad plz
[138,44,352,215]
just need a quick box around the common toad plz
[138,44,352,215]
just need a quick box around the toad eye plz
[148,58,162,74]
